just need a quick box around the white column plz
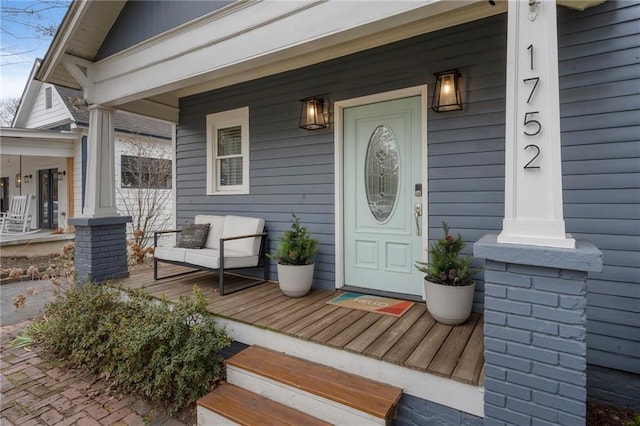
[83,104,117,217]
[498,0,575,248]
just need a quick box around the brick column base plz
[474,235,602,426]
[69,216,132,284]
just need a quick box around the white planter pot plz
[424,279,476,325]
[276,263,314,297]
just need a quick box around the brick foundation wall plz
[475,235,602,426]
[395,394,483,426]
[70,216,131,284]
[483,260,589,425]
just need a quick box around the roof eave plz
[36,1,90,84]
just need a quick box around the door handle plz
[415,203,422,236]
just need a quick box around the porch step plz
[197,382,331,425]
[225,345,403,425]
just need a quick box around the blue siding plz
[96,1,234,60]
[557,1,640,376]
[588,364,640,410]
[177,13,508,295]
[176,1,639,378]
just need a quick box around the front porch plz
[113,264,485,418]
[0,229,74,257]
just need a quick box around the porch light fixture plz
[15,174,21,188]
[57,171,66,181]
[299,96,327,130]
[23,174,32,184]
[431,69,463,112]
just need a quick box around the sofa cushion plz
[185,249,259,270]
[154,246,190,263]
[195,215,226,249]
[222,216,265,256]
[184,249,220,269]
[176,222,210,249]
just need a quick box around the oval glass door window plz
[365,125,400,222]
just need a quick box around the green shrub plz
[626,414,640,426]
[415,221,478,286]
[267,212,319,265]
[38,284,231,414]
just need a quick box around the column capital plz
[474,234,603,273]
[87,103,115,112]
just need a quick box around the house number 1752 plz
[523,44,541,169]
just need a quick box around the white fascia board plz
[0,128,79,157]
[37,1,91,83]
[90,0,485,106]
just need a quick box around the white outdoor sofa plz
[153,215,268,296]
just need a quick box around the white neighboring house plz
[2,60,174,242]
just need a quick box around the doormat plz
[327,292,414,317]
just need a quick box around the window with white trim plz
[206,107,250,195]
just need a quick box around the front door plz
[343,96,425,297]
[38,169,58,229]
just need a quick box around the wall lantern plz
[431,69,463,112]
[15,173,21,188]
[299,96,327,130]
[23,174,32,184]
[57,171,66,181]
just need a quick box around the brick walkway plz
[0,321,188,426]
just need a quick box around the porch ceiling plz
[37,0,603,123]
[37,0,509,122]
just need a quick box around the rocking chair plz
[0,194,36,234]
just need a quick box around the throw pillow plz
[176,222,210,249]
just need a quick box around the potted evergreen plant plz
[415,221,478,325]
[268,212,319,297]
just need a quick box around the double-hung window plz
[206,107,249,195]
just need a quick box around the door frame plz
[334,85,429,291]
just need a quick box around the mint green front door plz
[343,96,424,297]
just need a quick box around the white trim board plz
[0,129,79,157]
[334,85,429,299]
[216,316,484,418]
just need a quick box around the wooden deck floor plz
[113,264,484,387]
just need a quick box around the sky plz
[0,1,70,101]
